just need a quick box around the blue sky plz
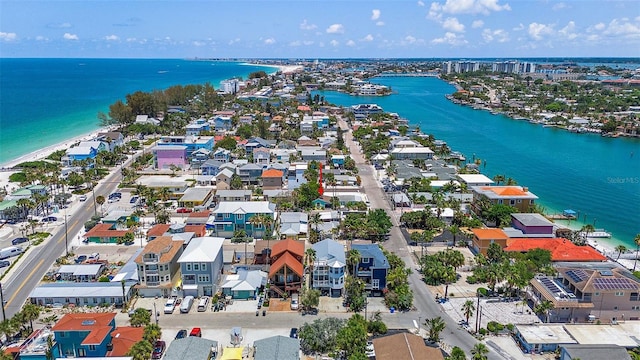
[1,0,639,58]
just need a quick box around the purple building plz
[152,145,188,169]
[511,213,555,235]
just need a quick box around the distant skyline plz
[1,0,639,58]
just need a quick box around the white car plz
[78,195,87,201]
[164,298,177,314]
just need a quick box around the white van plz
[197,296,210,312]
[0,246,23,260]
[180,296,194,313]
[290,293,299,310]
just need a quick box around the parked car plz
[130,196,139,204]
[151,340,166,359]
[74,255,87,263]
[164,298,177,314]
[0,260,10,268]
[11,237,28,245]
[78,195,87,201]
[88,252,100,261]
[189,327,202,337]
[175,329,187,339]
[176,207,192,213]
[289,328,298,339]
[41,216,57,223]
[109,192,122,199]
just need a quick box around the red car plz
[176,208,192,213]
[151,340,166,359]
[189,327,202,337]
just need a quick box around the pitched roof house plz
[269,239,304,297]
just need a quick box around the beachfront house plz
[152,145,188,169]
[177,236,225,297]
[157,135,215,158]
[471,185,539,213]
[470,228,509,255]
[62,141,108,166]
[96,131,124,151]
[208,201,276,238]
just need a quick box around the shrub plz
[487,321,504,333]
[506,323,515,332]
[478,328,487,335]
[477,288,489,297]
[466,276,477,284]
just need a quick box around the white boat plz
[585,229,612,238]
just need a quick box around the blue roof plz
[313,239,346,266]
[352,244,389,269]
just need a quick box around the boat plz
[585,229,612,238]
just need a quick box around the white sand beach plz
[243,62,304,75]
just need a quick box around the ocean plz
[317,77,640,248]
[0,58,274,165]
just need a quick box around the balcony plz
[145,281,161,287]
[357,270,372,277]
[313,280,330,287]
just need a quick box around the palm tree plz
[449,346,467,360]
[21,303,41,332]
[309,213,322,243]
[634,234,640,272]
[143,323,162,343]
[615,245,628,260]
[462,299,476,324]
[471,342,489,360]
[424,316,446,342]
[534,300,554,323]
[95,195,105,215]
[0,319,15,346]
[347,249,361,276]
[248,214,266,239]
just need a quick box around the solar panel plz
[593,278,638,290]
[566,270,588,283]
[539,277,562,294]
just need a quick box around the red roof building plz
[504,238,607,262]
[106,327,144,357]
[268,239,304,297]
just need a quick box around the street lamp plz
[64,209,69,257]
[0,283,5,321]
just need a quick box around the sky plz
[0,0,639,58]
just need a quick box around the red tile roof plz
[269,252,304,278]
[147,224,171,237]
[52,313,116,345]
[271,238,304,257]
[471,228,508,240]
[189,210,211,218]
[83,223,132,239]
[135,236,183,264]
[505,238,607,262]
[146,224,207,238]
[106,327,144,357]
[262,169,284,178]
[297,105,311,111]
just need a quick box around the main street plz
[2,150,139,319]
[338,117,503,359]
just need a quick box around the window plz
[517,199,522,203]
[594,292,600,296]
[89,345,96,351]
[362,258,370,264]
[498,199,503,204]
[510,200,516,206]
[630,292,639,301]
[224,213,230,219]
[583,293,592,301]
[60,332,66,338]
[236,214,243,220]
[372,279,380,289]
[615,291,624,296]
[194,263,199,271]
[632,306,640,310]
[201,263,207,271]
[216,224,224,230]
[186,264,192,271]
[198,275,210,282]
[78,348,86,357]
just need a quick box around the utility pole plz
[0,283,5,321]
[64,209,69,257]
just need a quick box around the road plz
[339,117,503,359]
[2,152,139,319]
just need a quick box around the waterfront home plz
[209,201,276,238]
[471,185,539,213]
[253,335,300,360]
[350,104,384,115]
[135,236,184,297]
[215,189,252,202]
[528,262,640,323]
[164,337,218,360]
[29,281,135,307]
[189,148,211,169]
[372,332,444,360]
[510,213,555,236]
[62,141,107,166]
[470,228,509,255]
[135,114,160,126]
[220,269,267,299]
[185,120,210,136]
[157,135,214,158]
[52,313,116,358]
[268,239,304,297]
[151,145,189,170]
[96,131,124,151]
[390,146,434,160]
[262,168,284,190]
[106,327,144,357]
[559,345,632,360]
[351,244,389,296]
[56,264,105,282]
[83,223,133,244]
[456,174,494,187]
[178,187,213,208]
[279,212,308,239]
[177,236,225,297]
[213,148,231,162]
[504,238,606,262]
[300,149,327,162]
[311,239,346,297]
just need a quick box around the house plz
[244,137,273,154]
[514,324,577,354]
[559,344,632,360]
[190,148,211,169]
[83,223,133,244]
[504,238,607,262]
[262,169,284,190]
[371,332,445,360]
[457,174,494,187]
[135,236,184,297]
[471,228,509,255]
[157,135,215,158]
[221,269,267,299]
[300,149,327,162]
[178,187,213,208]
[253,147,271,164]
[214,116,232,131]
[351,244,390,295]
[136,175,190,196]
[390,146,434,160]
[185,119,210,136]
[152,145,188,169]
[18,327,60,360]
[96,131,124,152]
[185,211,211,226]
[215,189,252,202]
[239,163,265,184]
[209,201,276,238]
[268,239,304,297]
[213,148,231,162]
[253,335,300,360]
[52,313,116,358]
[135,114,160,126]
[330,155,345,168]
[146,224,207,241]
[471,186,539,213]
[102,210,137,225]
[178,236,225,297]
[163,336,218,360]
[106,327,145,357]
[279,212,308,239]
[62,141,107,166]
[216,168,235,191]
[311,239,346,297]
[56,264,105,282]
[528,263,640,323]
[29,282,135,307]
[510,213,555,236]
[200,159,225,176]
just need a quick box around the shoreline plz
[242,62,304,75]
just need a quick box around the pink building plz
[153,145,188,169]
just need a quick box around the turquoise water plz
[0,59,274,164]
[317,77,640,248]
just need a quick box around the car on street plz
[130,196,139,204]
[78,195,87,201]
[175,329,187,340]
[151,340,165,359]
[11,237,28,245]
[289,328,298,339]
[41,216,57,223]
[0,260,10,268]
[176,207,192,213]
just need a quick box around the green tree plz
[449,346,467,360]
[485,203,517,227]
[471,342,489,360]
[130,308,151,327]
[298,317,345,355]
[425,316,446,342]
[345,276,366,312]
[336,314,368,360]
[21,303,41,332]
[215,136,237,151]
[462,299,476,324]
[143,323,162,343]
[615,245,628,260]
[230,174,243,190]
[534,300,555,323]
[634,234,640,272]
[301,289,321,313]
[347,249,361,276]
[126,340,153,360]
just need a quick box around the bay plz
[317,77,640,248]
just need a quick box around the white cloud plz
[126,37,137,42]
[35,36,48,41]
[228,38,240,45]
[405,35,417,44]
[363,34,374,41]
[431,32,467,45]
[513,23,525,31]
[482,28,509,42]
[104,34,119,41]
[443,17,465,32]
[48,22,72,29]
[264,38,276,45]
[559,21,578,40]
[418,0,425,5]
[371,9,381,20]
[330,39,339,46]
[428,3,443,20]
[63,33,78,40]
[552,2,569,11]
[0,32,17,41]
[594,23,606,31]
[376,21,385,26]
[303,40,314,46]
[346,39,356,46]
[289,40,301,47]
[472,20,484,28]
[603,18,640,38]
[326,24,344,34]
[431,0,511,16]
[528,22,554,40]
[300,19,317,31]
[192,41,206,47]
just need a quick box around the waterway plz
[316,77,640,248]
